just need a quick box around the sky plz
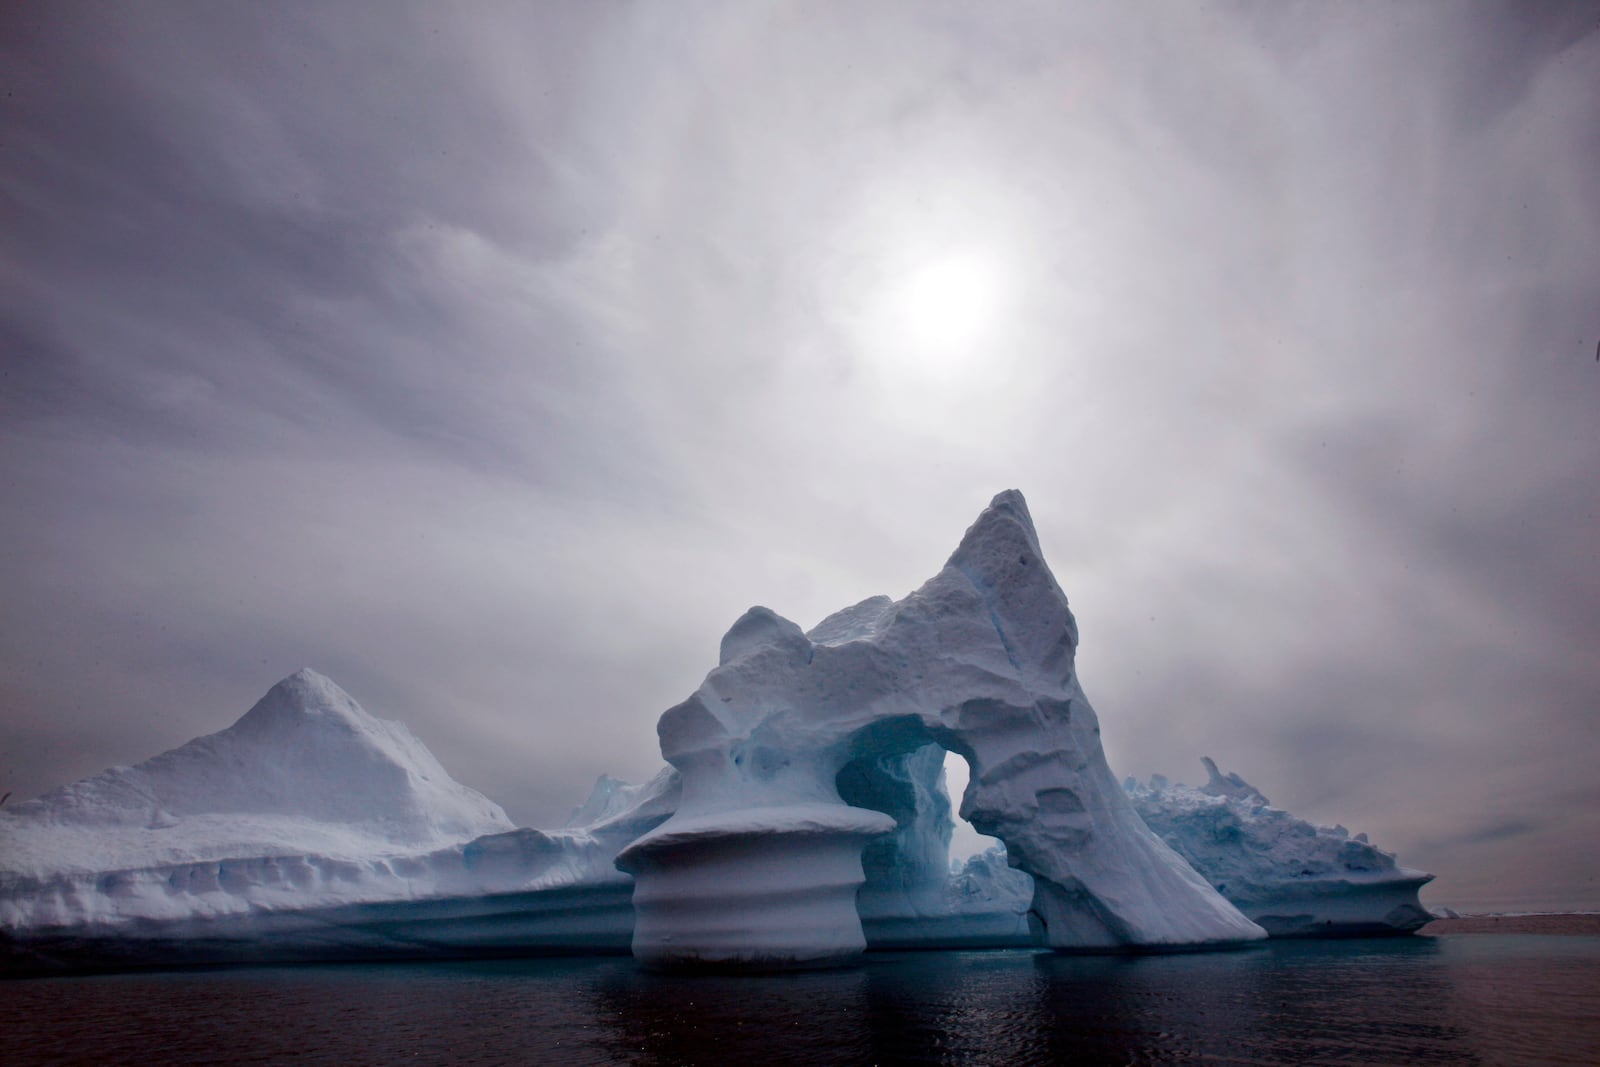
[2,1,1597,914]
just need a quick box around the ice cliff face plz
[617,490,1265,967]
[1126,759,1434,936]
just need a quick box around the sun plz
[809,183,1022,396]
[891,252,1003,354]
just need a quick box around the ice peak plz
[945,489,1041,573]
[941,489,1078,685]
[232,668,368,735]
[271,667,350,705]
[1198,757,1270,805]
[10,671,513,844]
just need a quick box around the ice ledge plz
[616,804,896,863]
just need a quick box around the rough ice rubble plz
[1125,758,1435,936]
[0,670,675,969]
[617,490,1266,967]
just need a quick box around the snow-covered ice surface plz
[4,669,512,870]
[1125,758,1434,937]
[0,671,676,972]
[618,490,1265,968]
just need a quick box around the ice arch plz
[616,491,1265,968]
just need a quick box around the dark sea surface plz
[4,926,1597,1066]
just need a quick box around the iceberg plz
[0,670,675,972]
[1125,758,1434,936]
[617,490,1265,968]
[4,490,1434,974]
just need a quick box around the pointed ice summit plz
[0,670,526,957]
[618,490,1266,967]
[6,668,512,860]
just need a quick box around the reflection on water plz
[3,935,1597,1066]
[589,939,1481,1065]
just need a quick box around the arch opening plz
[834,733,1035,950]
[941,750,1006,865]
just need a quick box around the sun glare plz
[892,253,1002,353]
[813,178,1026,398]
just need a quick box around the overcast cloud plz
[2,1,1597,912]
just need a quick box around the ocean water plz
[4,931,1597,1066]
